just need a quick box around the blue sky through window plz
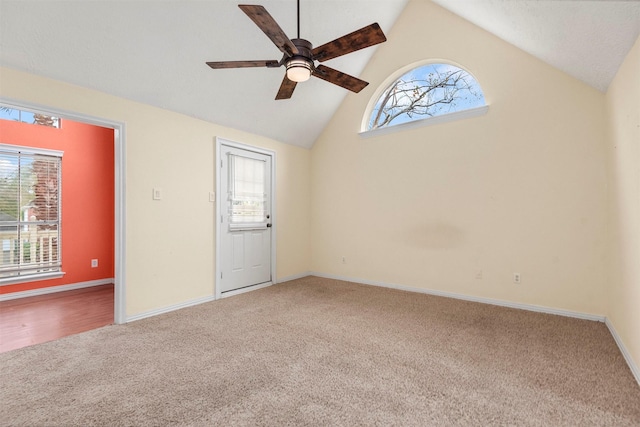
[0,107,59,128]
[368,63,485,130]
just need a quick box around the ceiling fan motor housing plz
[289,39,314,66]
[286,38,314,82]
[291,38,313,58]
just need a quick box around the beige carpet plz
[1,276,639,426]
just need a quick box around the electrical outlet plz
[152,188,163,200]
[342,257,346,264]
[513,273,521,284]
[91,259,99,268]
[476,270,483,280]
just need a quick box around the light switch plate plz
[153,188,163,200]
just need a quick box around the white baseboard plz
[128,271,312,322]
[605,318,640,387]
[126,294,216,323]
[0,278,114,302]
[309,272,606,322]
[276,271,312,284]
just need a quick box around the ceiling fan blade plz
[312,23,386,62]
[206,60,280,69]
[275,75,297,100]
[239,5,299,57]
[312,65,369,93]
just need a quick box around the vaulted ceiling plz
[1,1,638,149]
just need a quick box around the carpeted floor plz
[1,276,639,426]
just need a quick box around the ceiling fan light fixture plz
[286,58,312,82]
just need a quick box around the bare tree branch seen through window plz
[368,63,485,130]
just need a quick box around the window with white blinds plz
[227,153,267,224]
[0,145,63,283]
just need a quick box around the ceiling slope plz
[432,0,640,93]
[0,0,408,149]
[1,1,638,148]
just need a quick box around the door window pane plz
[228,154,266,224]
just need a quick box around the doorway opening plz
[0,98,126,325]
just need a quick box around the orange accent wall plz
[0,118,114,294]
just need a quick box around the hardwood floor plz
[0,284,114,353]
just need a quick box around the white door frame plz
[215,137,277,299]
[0,97,127,324]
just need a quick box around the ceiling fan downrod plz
[297,0,300,39]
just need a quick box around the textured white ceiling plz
[0,0,408,149]
[432,0,640,93]
[1,1,638,148]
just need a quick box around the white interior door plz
[219,144,272,293]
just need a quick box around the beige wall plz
[311,0,608,315]
[0,66,311,317]
[606,35,640,374]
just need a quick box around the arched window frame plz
[360,59,489,138]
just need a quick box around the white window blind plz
[227,153,267,224]
[0,147,62,281]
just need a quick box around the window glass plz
[0,106,60,128]
[0,149,62,281]
[368,63,485,130]
[228,154,266,224]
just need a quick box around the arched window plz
[365,62,486,131]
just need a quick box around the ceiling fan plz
[206,1,387,100]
